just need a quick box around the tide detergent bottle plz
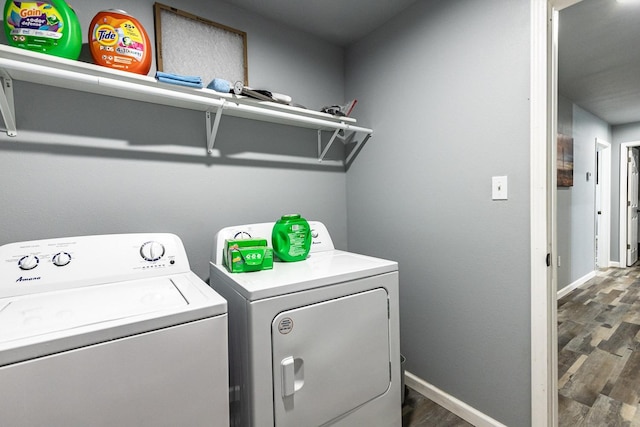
[89,9,152,75]
[4,0,82,60]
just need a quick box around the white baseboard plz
[404,371,507,427]
[609,261,620,268]
[557,270,596,299]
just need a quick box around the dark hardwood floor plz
[558,264,640,426]
[403,387,472,427]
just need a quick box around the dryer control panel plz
[0,233,190,297]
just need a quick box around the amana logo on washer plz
[16,276,41,282]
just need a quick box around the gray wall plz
[557,96,611,290]
[344,0,532,425]
[0,0,350,280]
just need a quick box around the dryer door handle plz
[280,356,304,397]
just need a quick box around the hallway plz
[558,265,640,426]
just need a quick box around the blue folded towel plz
[157,76,203,88]
[207,78,231,93]
[155,71,202,84]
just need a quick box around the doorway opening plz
[619,142,640,267]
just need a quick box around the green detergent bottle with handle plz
[4,0,82,59]
[272,214,312,262]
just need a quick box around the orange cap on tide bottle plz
[89,9,151,75]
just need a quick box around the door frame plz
[596,138,611,269]
[530,1,557,426]
[619,141,640,266]
[532,1,585,426]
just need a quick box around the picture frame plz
[557,133,574,187]
[153,3,248,86]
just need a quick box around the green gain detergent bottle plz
[4,0,82,60]
[272,214,312,262]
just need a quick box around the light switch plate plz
[492,176,508,200]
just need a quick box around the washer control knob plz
[52,252,72,267]
[18,255,39,270]
[140,241,165,261]
[234,231,251,239]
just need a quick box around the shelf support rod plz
[206,101,226,153]
[318,128,342,162]
[345,132,372,166]
[0,74,16,137]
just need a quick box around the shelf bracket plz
[318,128,342,162]
[0,74,16,137]
[345,132,372,166]
[206,101,226,153]
[318,125,371,165]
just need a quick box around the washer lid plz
[210,250,397,300]
[0,272,227,366]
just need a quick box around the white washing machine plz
[0,233,229,427]
[209,221,401,427]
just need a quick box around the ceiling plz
[221,0,421,46]
[559,0,640,125]
[221,0,640,126]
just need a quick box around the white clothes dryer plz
[0,233,229,427]
[210,221,401,427]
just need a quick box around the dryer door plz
[271,288,390,426]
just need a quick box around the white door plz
[627,148,639,266]
[271,288,390,427]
